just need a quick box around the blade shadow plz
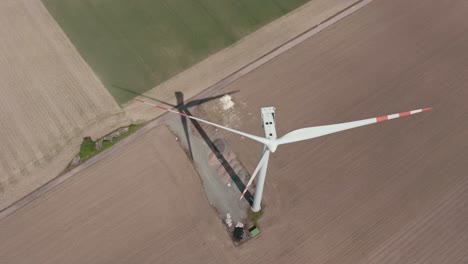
[112,85,251,203]
[174,91,253,205]
[113,85,174,107]
[175,92,193,160]
[183,105,253,205]
[113,84,237,160]
[181,103,254,205]
[113,84,238,108]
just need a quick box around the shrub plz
[79,137,96,159]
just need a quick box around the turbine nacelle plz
[260,107,278,153]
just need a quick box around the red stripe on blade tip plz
[155,105,168,111]
[156,106,191,117]
[422,107,433,112]
[377,115,388,122]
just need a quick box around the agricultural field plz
[1,0,467,263]
[0,0,129,210]
[42,0,309,104]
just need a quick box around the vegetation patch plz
[78,124,140,162]
[42,0,308,104]
[79,137,97,159]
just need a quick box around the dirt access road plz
[0,0,467,263]
[0,0,129,209]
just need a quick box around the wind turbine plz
[135,98,432,212]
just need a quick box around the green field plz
[43,0,308,104]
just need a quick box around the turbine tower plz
[136,98,432,212]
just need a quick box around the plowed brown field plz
[204,0,468,262]
[0,0,467,263]
[0,0,129,209]
[0,126,236,264]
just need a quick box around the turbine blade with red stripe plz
[240,149,270,200]
[277,107,432,145]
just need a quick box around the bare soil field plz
[1,0,467,263]
[203,0,468,262]
[0,0,129,210]
[0,126,235,264]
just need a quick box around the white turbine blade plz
[278,107,432,145]
[134,99,270,146]
[240,149,270,200]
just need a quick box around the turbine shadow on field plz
[175,91,254,205]
[112,85,253,203]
